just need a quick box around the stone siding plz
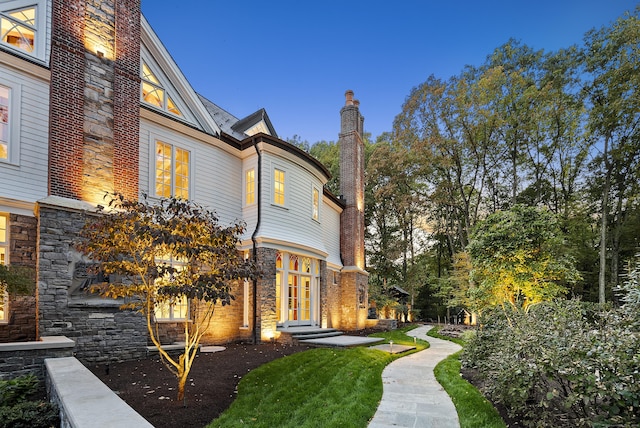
[37,204,147,363]
[0,214,38,342]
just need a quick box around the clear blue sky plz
[142,1,637,144]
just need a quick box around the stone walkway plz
[368,325,462,428]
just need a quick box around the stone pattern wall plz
[196,278,252,344]
[323,266,342,329]
[0,346,73,381]
[37,204,147,363]
[0,214,38,342]
[256,248,277,342]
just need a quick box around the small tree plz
[76,193,259,402]
[467,205,580,312]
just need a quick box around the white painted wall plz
[0,64,50,206]
[139,118,243,225]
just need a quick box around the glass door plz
[287,273,311,325]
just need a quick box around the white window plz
[273,168,285,206]
[0,1,47,61]
[154,256,189,322]
[245,168,255,206]
[0,79,21,164]
[155,140,190,199]
[0,213,8,323]
[312,186,320,221]
[141,62,182,117]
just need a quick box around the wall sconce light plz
[96,49,104,58]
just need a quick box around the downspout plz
[251,139,262,344]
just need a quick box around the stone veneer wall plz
[0,341,74,382]
[37,203,147,363]
[323,267,341,329]
[256,247,277,342]
[0,214,38,342]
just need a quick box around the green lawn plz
[428,327,506,428]
[209,326,427,428]
[209,325,505,428]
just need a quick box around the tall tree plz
[583,8,640,303]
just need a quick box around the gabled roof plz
[140,15,221,136]
[232,108,278,138]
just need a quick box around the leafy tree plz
[583,7,640,302]
[76,193,259,402]
[309,140,340,194]
[467,205,580,312]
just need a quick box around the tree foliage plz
[467,205,580,312]
[76,193,259,402]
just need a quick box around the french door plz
[287,274,311,325]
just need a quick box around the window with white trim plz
[0,85,9,161]
[154,255,189,322]
[141,62,182,116]
[312,186,320,221]
[0,1,46,61]
[0,213,8,323]
[155,140,190,199]
[273,168,285,206]
[245,168,255,206]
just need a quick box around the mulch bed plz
[88,342,311,428]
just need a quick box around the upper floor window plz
[312,187,320,221]
[0,213,8,323]
[274,168,285,206]
[0,85,8,160]
[245,168,255,205]
[0,5,35,54]
[155,141,190,199]
[141,63,182,117]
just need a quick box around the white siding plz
[256,152,328,257]
[0,64,49,204]
[139,119,243,225]
[322,199,342,268]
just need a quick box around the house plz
[0,0,368,362]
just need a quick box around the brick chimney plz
[48,0,140,203]
[338,90,368,330]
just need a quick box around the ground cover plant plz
[428,327,506,428]
[209,325,428,428]
[462,298,640,427]
[0,374,59,428]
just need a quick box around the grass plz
[208,325,427,428]
[428,327,506,428]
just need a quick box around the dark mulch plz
[88,342,311,428]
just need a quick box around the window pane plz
[142,82,163,108]
[155,142,171,197]
[0,215,6,243]
[274,169,284,205]
[313,188,319,220]
[0,86,8,160]
[175,148,189,199]
[173,295,188,319]
[245,169,255,205]
[275,272,281,322]
[142,63,160,85]
[1,7,36,53]
[166,96,181,116]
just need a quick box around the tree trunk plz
[598,136,611,304]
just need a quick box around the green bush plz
[0,374,39,406]
[0,374,59,428]
[0,401,59,428]
[462,300,640,427]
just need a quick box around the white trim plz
[311,185,321,222]
[140,16,221,136]
[0,0,48,64]
[149,135,193,200]
[0,76,22,165]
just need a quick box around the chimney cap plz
[345,90,354,106]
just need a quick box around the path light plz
[414,336,417,344]
[389,340,393,353]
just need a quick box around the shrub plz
[462,300,640,427]
[0,374,39,406]
[0,375,59,428]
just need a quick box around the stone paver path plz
[368,325,462,428]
